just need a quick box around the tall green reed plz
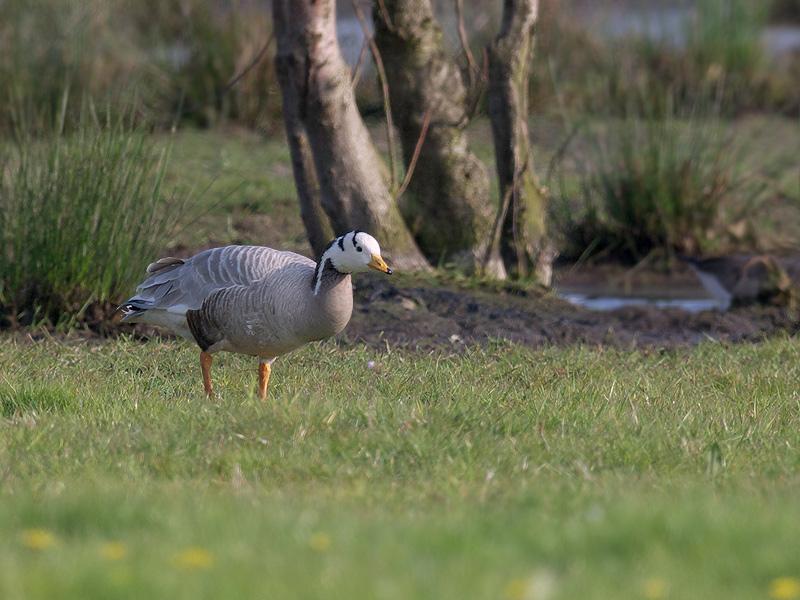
[0,121,181,326]
[0,0,157,135]
[550,93,758,262]
[0,0,278,135]
[689,0,767,79]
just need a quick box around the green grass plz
[689,0,767,81]
[135,0,278,129]
[1,336,799,598]
[548,109,800,261]
[536,0,799,117]
[165,129,296,214]
[0,0,146,135]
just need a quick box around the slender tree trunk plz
[373,0,504,277]
[272,0,428,270]
[487,0,553,284]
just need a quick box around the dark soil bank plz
[341,275,799,350]
[6,274,797,350]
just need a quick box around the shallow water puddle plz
[557,291,725,313]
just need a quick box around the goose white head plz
[327,230,391,274]
[314,231,392,294]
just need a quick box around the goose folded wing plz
[127,245,314,313]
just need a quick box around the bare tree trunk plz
[272,0,428,270]
[289,133,333,258]
[373,0,504,277]
[274,22,333,257]
[487,0,553,284]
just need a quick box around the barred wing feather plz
[121,245,314,319]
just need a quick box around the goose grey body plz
[120,231,392,398]
[187,252,354,357]
[122,245,352,357]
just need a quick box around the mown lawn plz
[1,336,798,599]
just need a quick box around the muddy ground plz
[341,275,799,351]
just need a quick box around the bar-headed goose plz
[120,231,392,399]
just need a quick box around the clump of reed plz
[550,91,759,263]
[0,117,182,327]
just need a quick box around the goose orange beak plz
[368,254,393,274]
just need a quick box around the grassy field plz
[1,336,799,599]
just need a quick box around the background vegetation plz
[0,2,798,597]
[0,0,279,135]
[0,0,795,269]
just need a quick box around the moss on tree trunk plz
[374,0,504,277]
[487,0,553,283]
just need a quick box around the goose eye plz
[356,246,362,252]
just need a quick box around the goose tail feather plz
[118,298,154,322]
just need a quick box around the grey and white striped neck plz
[312,256,349,296]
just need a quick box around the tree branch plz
[352,0,399,190]
[544,118,583,186]
[223,31,275,95]
[351,38,369,87]
[394,108,432,202]
[455,0,478,89]
[483,153,529,271]
[460,46,489,129]
[375,0,395,32]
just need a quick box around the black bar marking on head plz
[352,230,362,248]
[337,236,345,251]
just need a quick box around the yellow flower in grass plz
[770,577,800,600]
[99,542,127,561]
[173,546,215,570]
[504,578,528,600]
[504,571,556,600]
[20,528,57,550]
[308,532,331,553]
[642,578,667,599]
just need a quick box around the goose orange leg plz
[200,351,214,397]
[258,360,271,400]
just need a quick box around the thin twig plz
[375,0,395,32]
[351,38,369,87]
[544,118,583,186]
[484,171,518,270]
[483,153,530,271]
[395,108,432,202]
[455,0,478,90]
[352,0,398,190]
[222,31,275,95]
[461,47,489,128]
